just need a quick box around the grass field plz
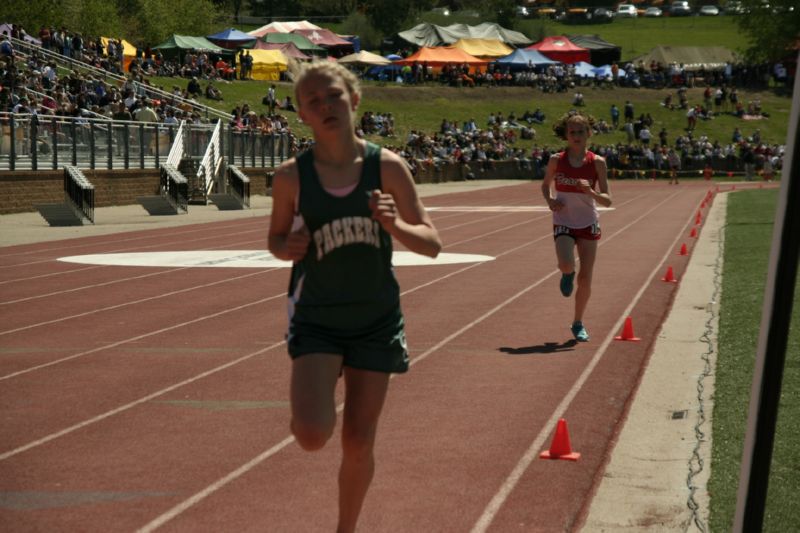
[519,16,747,61]
[710,189,800,531]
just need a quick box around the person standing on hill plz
[268,60,442,533]
[541,112,612,342]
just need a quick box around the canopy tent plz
[207,28,256,50]
[292,28,352,47]
[153,34,227,53]
[248,20,321,38]
[292,29,354,57]
[452,38,513,58]
[527,36,590,64]
[100,36,137,71]
[253,41,311,61]
[394,46,488,73]
[630,46,738,71]
[248,49,288,81]
[338,50,391,67]
[593,64,613,78]
[572,61,598,77]
[565,34,621,66]
[260,32,325,56]
[397,22,531,48]
[494,48,559,69]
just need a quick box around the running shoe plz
[571,321,589,342]
[560,272,575,297]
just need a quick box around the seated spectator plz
[279,96,295,112]
[205,82,222,101]
[187,77,201,97]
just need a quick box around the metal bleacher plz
[2,35,292,216]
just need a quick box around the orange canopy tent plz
[394,46,488,73]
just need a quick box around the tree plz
[735,0,800,62]
[364,0,433,36]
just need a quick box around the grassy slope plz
[522,16,749,60]
[709,190,800,531]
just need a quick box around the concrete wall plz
[0,161,532,215]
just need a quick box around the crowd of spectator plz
[0,22,789,179]
[357,106,784,182]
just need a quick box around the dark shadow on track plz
[499,340,578,355]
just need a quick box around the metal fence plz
[0,113,291,171]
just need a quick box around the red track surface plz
[1,181,716,532]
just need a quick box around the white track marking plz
[0,340,287,461]
[56,251,494,269]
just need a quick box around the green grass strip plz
[709,189,800,531]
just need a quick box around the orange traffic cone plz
[615,316,641,341]
[540,418,580,461]
[690,227,698,238]
[695,212,702,225]
[662,265,678,283]
[678,243,688,256]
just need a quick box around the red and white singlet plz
[552,150,599,229]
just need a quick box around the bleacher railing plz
[159,163,188,214]
[197,120,224,196]
[166,120,186,168]
[227,165,251,208]
[1,113,291,172]
[64,165,95,223]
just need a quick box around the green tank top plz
[288,142,401,333]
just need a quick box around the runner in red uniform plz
[541,113,613,341]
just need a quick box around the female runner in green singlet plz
[268,61,441,533]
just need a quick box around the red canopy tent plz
[394,46,488,73]
[526,36,590,64]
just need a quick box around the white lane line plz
[0,218,269,259]
[135,191,682,532]
[0,226,267,269]
[0,270,278,374]
[0,340,287,462]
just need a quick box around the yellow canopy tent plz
[101,37,137,71]
[452,38,514,58]
[248,49,288,81]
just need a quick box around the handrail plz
[159,163,188,213]
[63,165,95,223]
[166,120,186,168]
[8,35,233,121]
[197,119,223,195]
[227,165,251,208]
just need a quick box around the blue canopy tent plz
[494,48,559,70]
[207,28,257,50]
[573,61,598,77]
[593,64,613,78]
